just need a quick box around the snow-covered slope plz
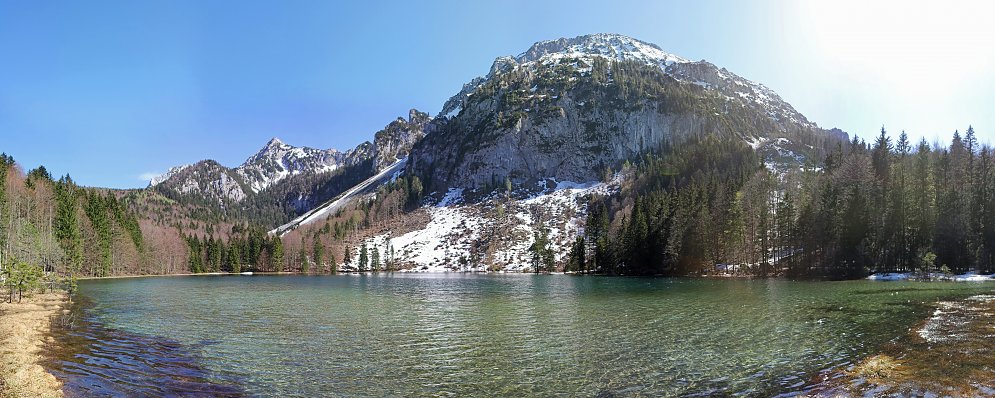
[270,157,408,236]
[344,177,619,272]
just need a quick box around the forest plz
[3,123,993,294]
[569,127,995,279]
[0,155,147,301]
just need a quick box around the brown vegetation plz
[813,296,995,396]
[0,292,65,398]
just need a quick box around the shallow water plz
[46,274,995,397]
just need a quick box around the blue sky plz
[2,0,994,188]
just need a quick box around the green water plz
[55,274,995,397]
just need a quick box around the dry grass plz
[847,354,906,381]
[0,292,66,398]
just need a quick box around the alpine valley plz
[146,33,846,275]
[5,33,994,280]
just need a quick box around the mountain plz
[236,138,355,193]
[141,33,852,274]
[267,33,849,273]
[11,33,987,281]
[149,109,430,223]
[151,139,352,203]
[410,33,837,193]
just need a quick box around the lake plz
[45,274,995,397]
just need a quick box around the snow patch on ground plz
[364,178,619,272]
[745,136,767,150]
[866,272,995,282]
[918,295,995,343]
[866,273,912,281]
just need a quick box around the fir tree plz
[271,237,284,272]
[358,244,368,271]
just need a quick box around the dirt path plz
[0,292,66,398]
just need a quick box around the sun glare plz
[800,0,995,97]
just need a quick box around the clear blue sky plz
[2,0,994,188]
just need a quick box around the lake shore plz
[811,293,995,396]
[30,275,995,396]
[0,292,67,398]
[76,271,241,280]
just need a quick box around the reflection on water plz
[44,274,995,397]
[45,297,245,397]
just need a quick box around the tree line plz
[182,223,338,274]
[1,156,145,301]
[568,127,995,279]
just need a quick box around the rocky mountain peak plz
[238,139,347,193]
[253,137,292,158]
[372,109,431,171]
[516,33,689,68]
[148,164,191,187]
[415,33,833,193]
[439,33,814,129]
[264,137,287,149]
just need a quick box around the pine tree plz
[271,237,284,272]
[976,148,995,272]
[370,246,380,271]
[299,237,309,274]
[934,132,972,272]
[54,176,84,277]
[187,235,204,273]
[312,237,325,272]
[228,243,241,273]
[568,236,586,272]
[358,244,368,271]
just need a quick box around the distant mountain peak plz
[260,137,289,152]
[239,139,346,193]
[148,164,191,187]
[516,33,689,67]
[267,137,284,145]
[151,108,432,204]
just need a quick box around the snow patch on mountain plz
[351,178,619,272]
[236,138,346,193]
[517,33,689,70]
[270,157,408,236]
[440,33,815,130]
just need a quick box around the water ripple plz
[44,274,995,397]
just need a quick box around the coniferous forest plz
[569,127,995,279]
[3,125,995,291]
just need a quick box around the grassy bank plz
[0,292,66,398]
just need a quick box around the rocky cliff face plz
[373,109,430,171]
[154,160,250,206]
[410,33,834,193]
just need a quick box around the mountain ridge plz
[132,33,852,273]
[413,33,836,195]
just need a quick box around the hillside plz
[7,33,992,279]
[276,34,851,273]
